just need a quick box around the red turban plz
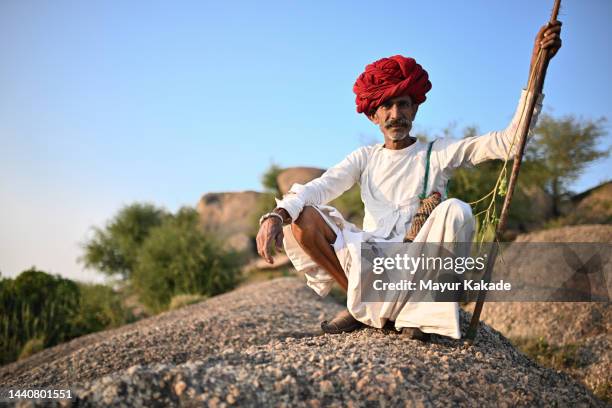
[353,55,432,115]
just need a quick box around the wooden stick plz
[465,0,561,342]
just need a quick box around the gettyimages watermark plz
[360,242,611,302]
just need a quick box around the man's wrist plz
[259,212,283,226]
[272,208,292,225]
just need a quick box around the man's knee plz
[442,198,474,225]
[293,206,319,228]
[291,206,336,244]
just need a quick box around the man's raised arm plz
[434,88,544,170]
[434,21,561,170]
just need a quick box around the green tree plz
[81,203,168,279]
[448,115,609,232]
[131,207,239,313]
[261,163,282,196]
[528,114,609,216]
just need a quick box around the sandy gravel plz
[2,277,605,407]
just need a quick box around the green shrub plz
[261,163,282,196]
[512,336,585,370]
[18,336,45,360]
[132,207,239,313]
[0,269,132,365]
[71,283,132,335]
[168,294,207,310]
[0,268,80,364]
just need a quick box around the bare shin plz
[291,207,348,292]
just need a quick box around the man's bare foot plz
[321,309,364,334]
[402,327,431,342]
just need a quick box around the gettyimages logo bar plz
[359,242,611,303]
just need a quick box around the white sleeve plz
[435,89,544,170]
[275,147,368,221]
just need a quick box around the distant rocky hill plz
[276,167,325,195]
[562,181,612,225]
[197,190,263,252]
[2,278,605,407]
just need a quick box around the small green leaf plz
[497,177,507,197]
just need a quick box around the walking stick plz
[465,0,561,342]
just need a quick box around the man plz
[256,22,562,340]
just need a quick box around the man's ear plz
[367,111,380,125]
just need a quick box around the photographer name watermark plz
[372,278,511,292]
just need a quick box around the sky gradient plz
[1,1,610,282]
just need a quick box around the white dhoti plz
[283,198,475,339]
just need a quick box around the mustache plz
[384,118,411,128]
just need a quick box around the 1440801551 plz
[6,389,72,400]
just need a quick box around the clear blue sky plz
[1,1,610,282]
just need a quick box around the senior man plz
[256,22,561,340]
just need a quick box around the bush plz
[0,268,80,364]
[71,283,133,335]
[261,163,282,196]
[0,269,132,365]
[449,160,538,233]
[132,207,239,313]
[18,337,45,360]
[168,294,208,310]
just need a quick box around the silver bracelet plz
[259,212,284,226]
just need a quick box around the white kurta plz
[277,90,543,338]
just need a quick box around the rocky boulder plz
[277,167,325,195]
[196,191,263,252]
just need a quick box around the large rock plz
[2,278,604,407]
[277,167,325,195]
[196,191,263,252]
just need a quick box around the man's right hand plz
[256,217,285,264]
